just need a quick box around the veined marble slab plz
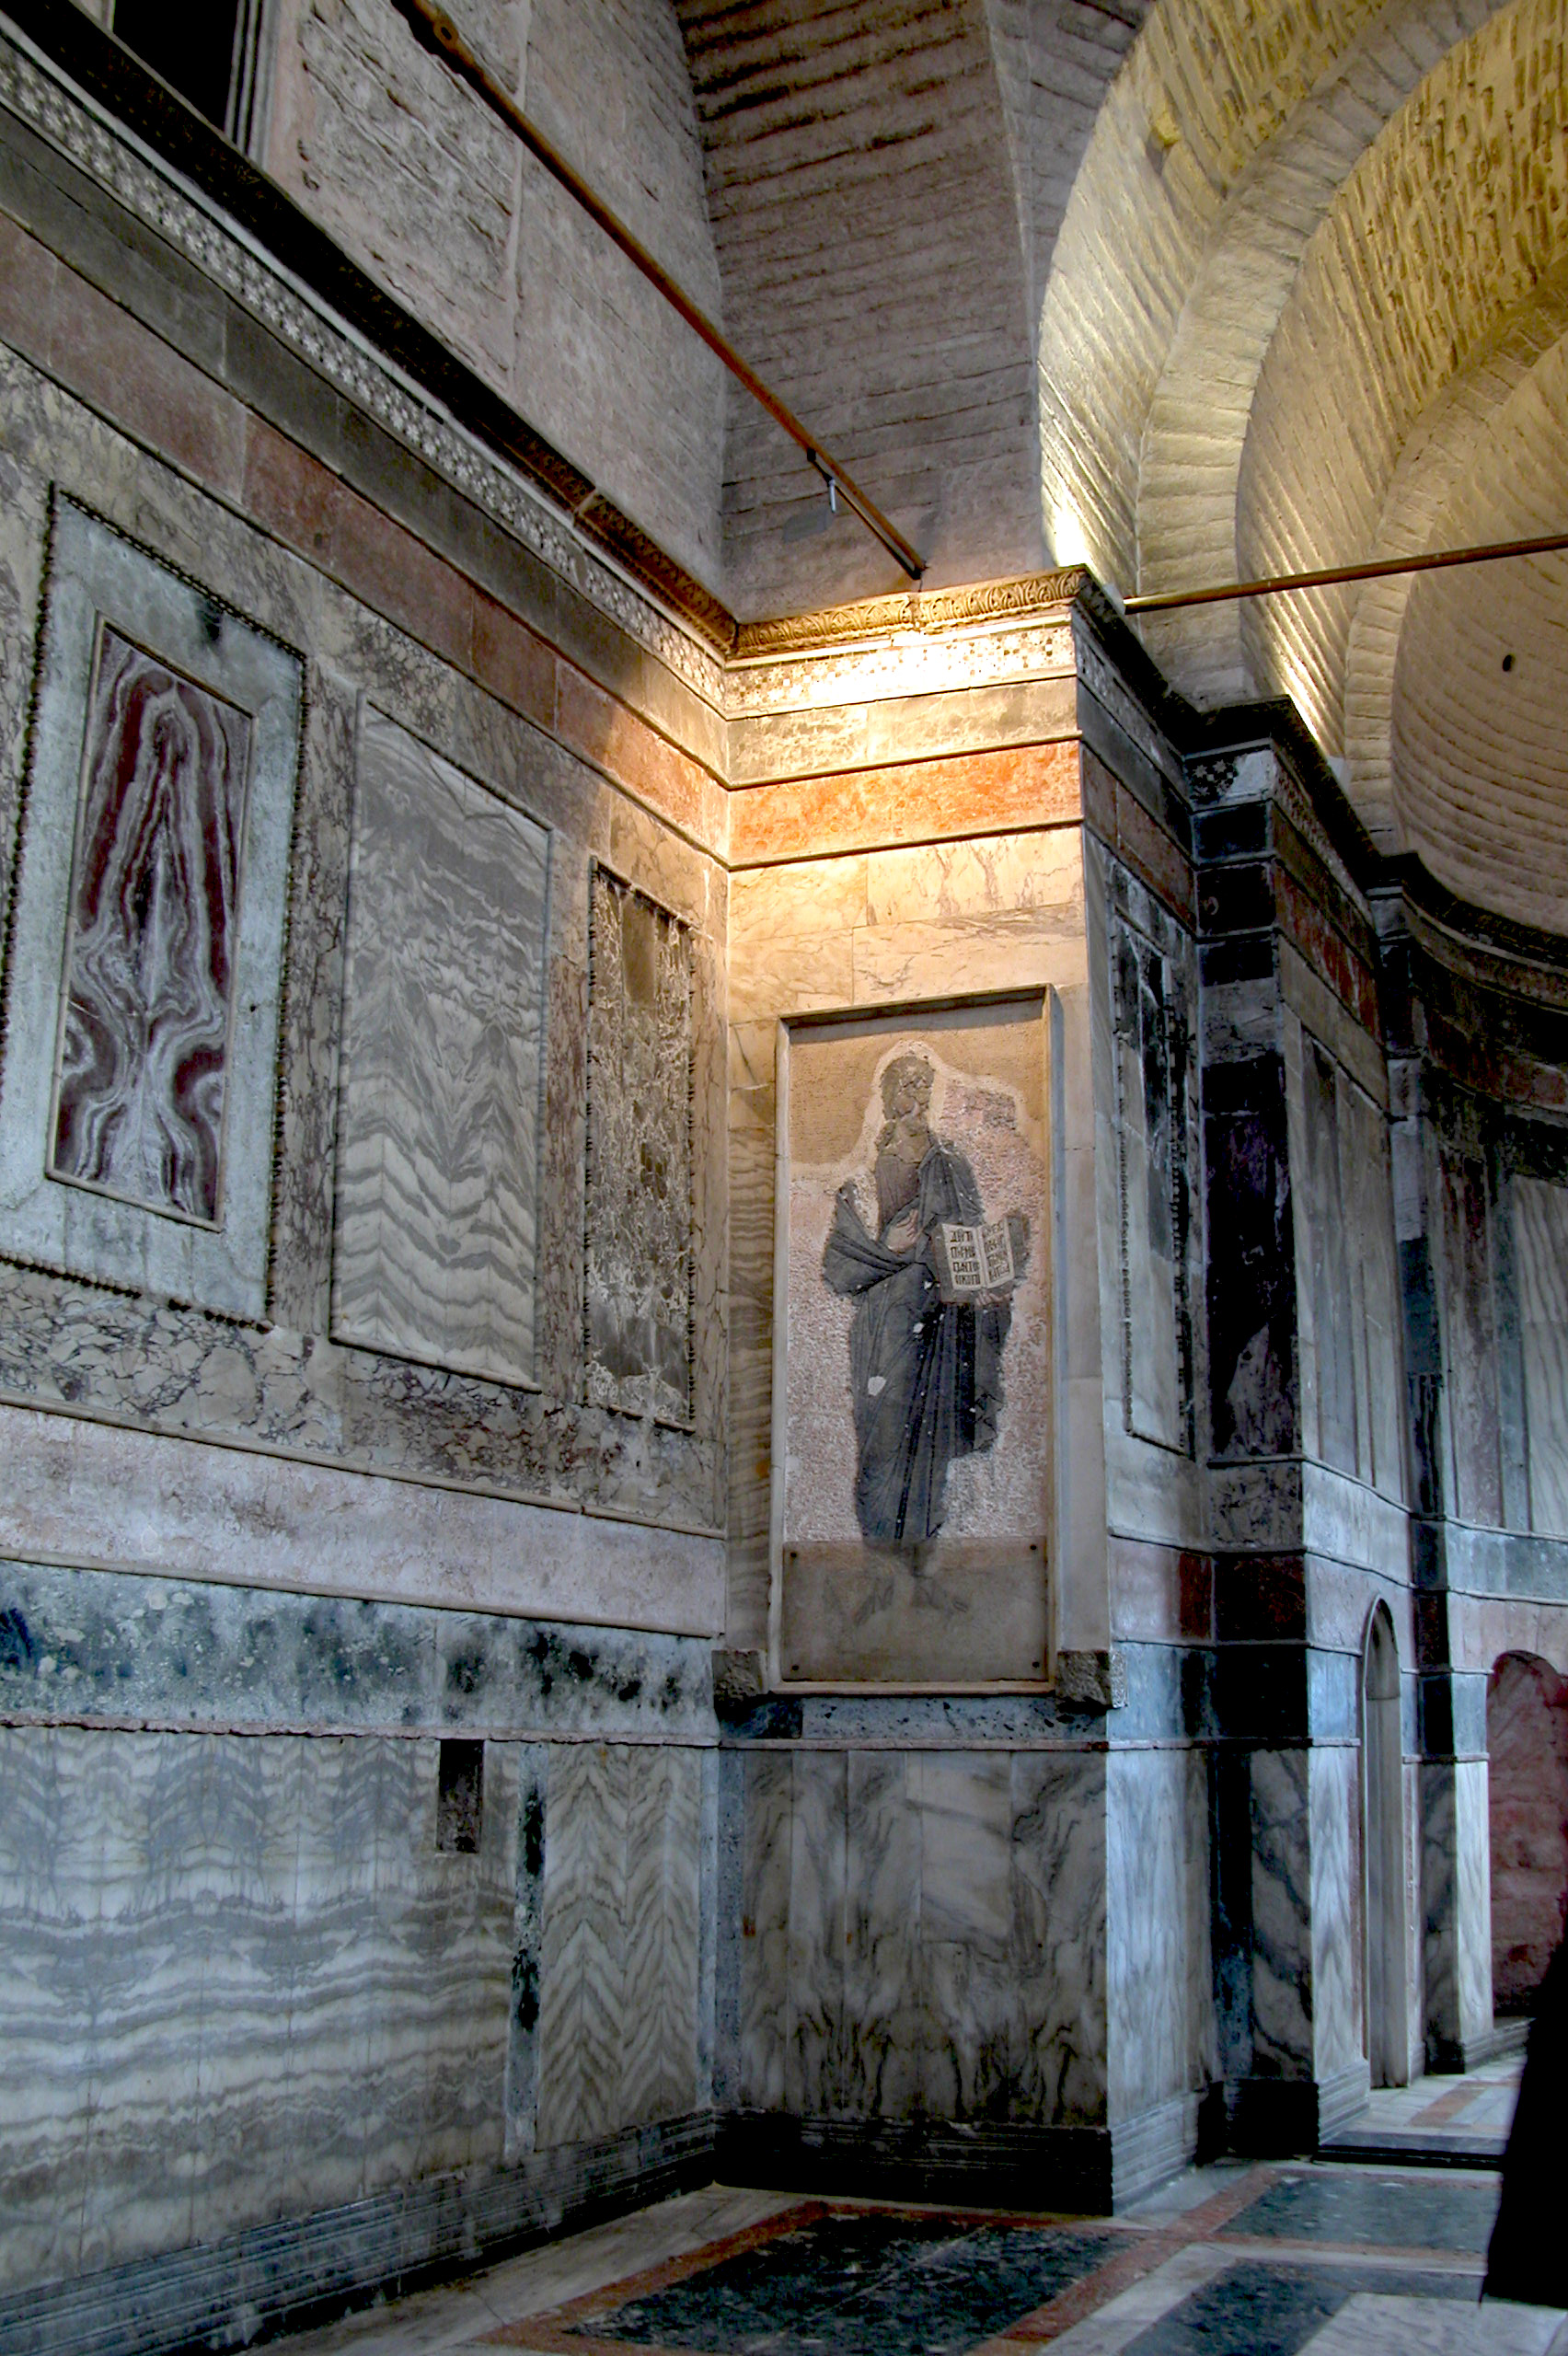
[332,707,548,1389]
[0,498,298,1319]
[1515,1175,1568,1540]
[0,1402,724,1634]
[584,869,695,1426]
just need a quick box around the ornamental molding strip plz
[0,20,730,708]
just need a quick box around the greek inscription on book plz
[931,1212,1028,1300]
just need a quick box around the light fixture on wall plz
[781,461,841,545]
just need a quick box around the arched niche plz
[1488,1651,1568,2014]
[1362,1601,1408,2086]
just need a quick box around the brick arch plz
[1131,0,1510,708]
[1035,0,1390,593]
[1237,0,1568,761]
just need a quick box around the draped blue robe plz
[821,1139,1011,1549]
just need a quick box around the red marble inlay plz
[51,625,251,1225]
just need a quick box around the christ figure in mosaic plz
[821,1049,1024,1550]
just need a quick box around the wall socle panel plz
[331,706,548,1389]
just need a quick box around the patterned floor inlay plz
[1115,2260,1479,2356]
[1221,2170,1501,2255]
[498,2210,1120,2355]
[277,2156,1561,2356]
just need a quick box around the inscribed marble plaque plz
[332,707,548,1388]
[584,870,693,1425]
[775,1000,1051,1686]
[0,498,299,1317]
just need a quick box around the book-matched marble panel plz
[332,707,548,1388]
[735,1746,1107,2129]
[0,497,298,1317]
[584,869,694,1426]
[536,1742,703,2150]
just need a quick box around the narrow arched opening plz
[1362,1602,1409,2086]
[1487,1651,1568,2016]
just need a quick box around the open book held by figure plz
[930,1211,1030,1302]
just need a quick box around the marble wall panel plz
[1249,1748,1314,2074]
[0,1401,724,1636]
[1343,1082,1405,1506]
[51,626,249,1225]
[1206,1062,1297,1465]
[1010,1752,1109,2126]
[1515,1175,1568,1538]
[1486,1653,1568,2011]
[1440,1149,1504,1527]
[585,868,694,1425]
[1309,1746,1361,2082]
[1106,1749,1212,2119]
[1108,888,1194,1459]
[736,1748,792,2112]
[536,1741,704,2151]
[1298,1038,1359,1476]
[0,1725,523,2294]
[0,349,722,1548]
[0,497,299,1318]
[331,706,548,1389]
[733,1744,1111,2131]
[842,1751,923,2116]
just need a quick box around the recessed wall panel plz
[332,707,548,1388]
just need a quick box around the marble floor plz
[273,2143,1566,2356]
[1321,2052,1524,2165]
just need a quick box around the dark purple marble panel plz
[50,626,251,1225]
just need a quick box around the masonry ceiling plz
[671,0,1568,933]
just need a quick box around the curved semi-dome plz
[1035,0,1568,928]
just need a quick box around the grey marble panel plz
[584,868,693,1426]
[1250,1748,1314,2073]
[503,1745,546,2162]
[1309,1746,1361,2082]
[1010,1751,1109,2125]
[0,1556,715,1740]
[536,1742,628,2150]
[536,1742,705,2153]
[1112,914,1185,1452]
[843,1751,922,2116]
[0,1723,522,2293]
[1439,1148,1503,1526]
[1107,1748,1212,2119]
[0,497,299,1318]
[1300,1038,1359,1476]
[737,1749,792,2112]
[332,706,548,1388]
[785,1750,848,2117]
[916,1752,1016,2120]
[621,1746,703,2127]
[1515,1176,1568,1539]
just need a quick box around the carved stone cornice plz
[730,570,1092,664]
